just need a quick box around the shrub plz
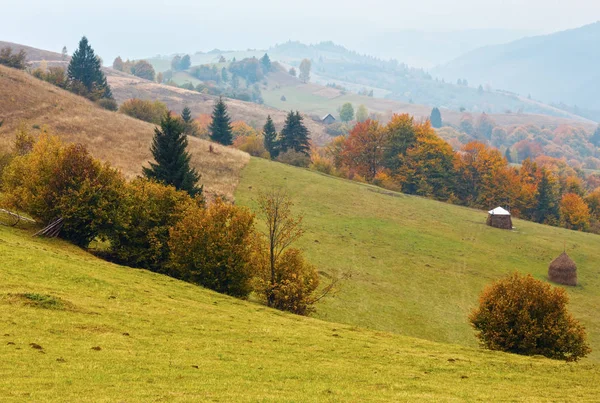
[2,134,124,247]
[169,199,256,298]
[108,178,199,272]
[253,247,319,315]
[96,98,118,111]
[119,98,168,124]
[277,149,310,167]
[469,273,591,361]
[0,47,26,69]
[310,153,336,175]
[233,135,270,158]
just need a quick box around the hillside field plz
[2,224,600,401]
[235,158,600,360]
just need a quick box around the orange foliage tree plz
[340,120,387,181]
[560,193,591,231]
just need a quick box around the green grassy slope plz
[235,158,600,360]
[2,226,600,401]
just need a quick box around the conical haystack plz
[548,252,577,286]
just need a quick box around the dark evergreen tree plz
[505,147,512,163]
[181,106,192,124]
[279,111,310,155]
[209,98,233,145]
[260,53,272,73]
[143,112,202,197]
[591,125,600,147]
[221,67,229,83]
[180,54,191,70]
[67,36,112,99]
[533,169,559,224]
[430,107,442,128]
[263,115,278,158]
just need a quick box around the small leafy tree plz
[430,107,442,128]
[209,97,233,145]
[560,193,591,231]
[262,115,278,158]
[469,273,591,362]
[356,104,368,123]
[143,112,202,197]
[112,56,124,71]
[279,111,310,156]
[299,59,311,83]
[169,199,256,298]
[339,103,354,123]
[253,190,319,314]
[131,60,156,81]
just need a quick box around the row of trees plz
[112,57,156,81]
[0,124,323,315]
[323,114,600,233]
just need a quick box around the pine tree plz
[505,147,512,163]
[181,106,192,124]
[263,115,278,158]
[591,125,600,147]
[533,169,559,224]
[209,98,233,145]
[61,46,68,61]
[143,112,202,197]
[67,36,112,99]
[279,111,310,155]
[260,53,272,73]
[430,107,442,128]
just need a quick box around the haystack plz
[486,207,512,230]
[548,252,577,286]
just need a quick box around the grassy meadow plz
[235,158,600,360]
[2,224,600,401]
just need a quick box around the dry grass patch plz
[0,65,249,199]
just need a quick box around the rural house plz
[321,113,336,125]
[486,207,512,230]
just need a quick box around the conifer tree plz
[181,106,192,124]
[263,115,278,158]
[143,112,202,197]
[260,53,272,73]
[209,98,233,145]
[67,36,112,99]
[505,147,512,163]
[533,169,559,224]
[279,111,310,155]
[430,107,442,128]
[591,125,600,147]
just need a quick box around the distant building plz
[321,113,336,125]
[486,207,513,230]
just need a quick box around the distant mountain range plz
[434,22,600,119]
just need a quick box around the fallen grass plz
[235,158,600,361]
[1,224,600,401]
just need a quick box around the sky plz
[2,0,599,63]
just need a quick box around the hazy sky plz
[2,0,599,62]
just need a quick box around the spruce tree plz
[505,147,512,163]
[279,111,310,155]
[260,53,272,73]
[67,36,112,99]
[430,107,442,128]
[143,112,202,197]
[181,106,192,124]
[533,169,559,224]
[209,98,233,145]
[263,115,278,158]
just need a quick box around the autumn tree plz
[339,103,354,122]
[470,273,590,361]
[131,60,156,81]
[476,112,495,140]
[169,199,256,298]
[263,115,279,158]
[459,113,475,136]
[2,133,124,247]
[383,114,416,173]
[143,112,202,197]
[112,56,124,71]
[67,36,112,100]
[279,111,310,156]
[119,99,168,124]
[430,107,442,128]
[209,97,233,145]
[560,193,590,231]
[108,178,198,272]
[356,104,368,123]
[0,47,27,69]
[253,190,319,314]
[299,58,311,83]
[341,119,387,181]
